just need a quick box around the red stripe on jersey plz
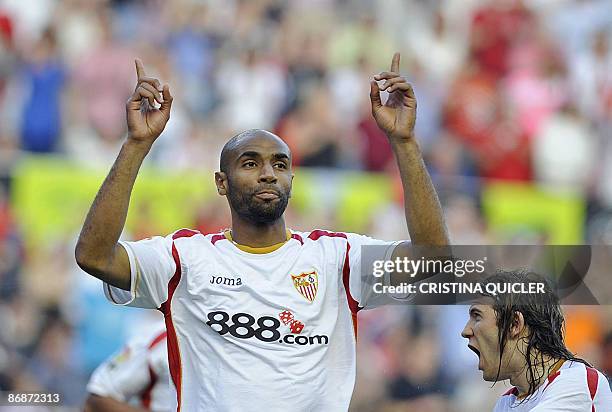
[547,370,561,387]
[172,229,200,240]
[211,233,225,245]
[342,242,360,314]
[306,231,361,314]
[159,243,184,412]
[503,387,518,396]
[148,331,167,350]
[291,233,304,245]
[307,230,346,241]
[586,366,598,411]
[141,364,157,409]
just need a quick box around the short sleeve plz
[344,233,403,310]
[104,235,176,309]
[86,341,151,402]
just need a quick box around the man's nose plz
[461,322,472,339]
[258,163,277,183]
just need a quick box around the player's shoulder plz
[296,229,384,243]
[560,361,612,397]
[297,229,349,242]
[542,360,606,402]
[167,228,230,249]
[554,360,593,386]
[169,228,206,241]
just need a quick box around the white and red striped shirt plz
[494,360,612,411]
[104,229,398,411]
[87,324,171,411]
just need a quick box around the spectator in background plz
[0,12,14,104]
[72,11,133,146]
[532,103,596,191]
[444,65,531,181]
[18,28,65,153]
[25,312,86,406]
[0,184,21,300]
[469,0,534,79]
[384,314,451,412]
[275,84,342,167]
[166,1,217,116]
[216,47,286,132]
[571,29,612,122]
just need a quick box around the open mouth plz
[468,344,480,358]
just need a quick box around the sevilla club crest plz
[291,270,318,302]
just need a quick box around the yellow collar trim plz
[224,229,291,254]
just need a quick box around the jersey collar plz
[223,229,291,254]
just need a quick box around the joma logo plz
[210,275,242,286]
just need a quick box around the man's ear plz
[509,311,526,339]
[288,173,294,198]
[215,172,228,196]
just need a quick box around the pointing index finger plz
[390,52,400,73]
[135,58,146,79]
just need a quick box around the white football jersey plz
[493,360,612,412]
[104,229,398,411]
[87,324,171,411]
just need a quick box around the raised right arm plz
[75,59,173,290]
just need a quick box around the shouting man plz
[462,270,612,411]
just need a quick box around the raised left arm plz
[370,53,448,246]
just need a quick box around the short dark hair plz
[482,269,590,399]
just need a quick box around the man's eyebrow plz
[237,151,261,160]
[272,153,290,161]
[470,307,482,316]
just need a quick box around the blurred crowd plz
[0,0,611,410]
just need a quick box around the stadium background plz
[0,0,611,410]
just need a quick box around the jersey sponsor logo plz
[291,270,318,302]
[210,275,243,286]
[205,310,328,346]
[279,310,304,334]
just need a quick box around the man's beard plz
[227,182,289,224]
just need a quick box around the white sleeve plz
[344,233,402,310]
[86,342,152,402]
[104,234,176,309]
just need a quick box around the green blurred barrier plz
[482,182,584,244]
[11,156,584,246]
